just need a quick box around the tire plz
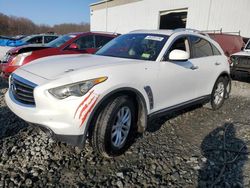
[204,77,227,110]
[91,96,136,158]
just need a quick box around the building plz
[90,0,250,38]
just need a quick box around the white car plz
[230,39,250,77]
[5,29,230,158]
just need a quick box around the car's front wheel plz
[91,96,136,158]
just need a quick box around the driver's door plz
[153,36,199,112]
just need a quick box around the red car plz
[0,32,118,79]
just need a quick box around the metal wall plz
[90,0,250,38]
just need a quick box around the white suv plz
[5,29,230,158]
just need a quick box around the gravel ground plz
[0,78,250,187]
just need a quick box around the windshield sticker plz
[145,36,164,41]
[141,53,151,59]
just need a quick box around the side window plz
[95,35,113,48]
[165,36,189,60]
[74,35,94,50]
[211,43,221,55]
[44,36,57,43]
[27,36,43,44]
[189,36,213,58]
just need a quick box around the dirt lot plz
[0,77,250,187]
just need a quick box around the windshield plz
[245,40,250,50]
[96,33,168,61]
[46,34,76,47]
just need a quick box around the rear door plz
[188,35,224,96]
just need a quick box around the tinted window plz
[27,36,43,44]
[96,34,168,61]
[44,36,57,43]
[74,35,94,50]
[189,36,213,58]
[245,40,250,50]
[95,35,113,48]
[211,43,221,55]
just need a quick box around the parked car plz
[0,35,27,46]
[0,35,27,60]
[0,34,59,60]
[0,32,118,79]
[230,39,250,77]
[208,33,245,58]
[5,29,230,158]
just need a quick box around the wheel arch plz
[84,87,148,143]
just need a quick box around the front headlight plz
[11,52,32,66]
[48,77,108,99]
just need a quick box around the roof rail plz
[174,28,201,33]
[174,28,210,38]
[201,28,241,36]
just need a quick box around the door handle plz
[190,65,199,70]
[215,62,221,66]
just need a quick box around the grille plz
[235,56,250,67]
[10,74,37,105]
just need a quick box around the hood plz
[20,54,141,80]
[8,45,51,55]
[231,50,250,57]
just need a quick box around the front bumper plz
[29,123,85,147]
[5,87,93,147]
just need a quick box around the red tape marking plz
[79,96,99,127]
[78,96,95,119]
[74,90,94,118]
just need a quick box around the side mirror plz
[68,43,79,50]
[169,49,190,61]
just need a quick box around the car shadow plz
[198,123,248,187]
[146,104,202,133]
[0,78,8,90]
[0,106,28,140]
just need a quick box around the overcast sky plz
[0,0,100,25]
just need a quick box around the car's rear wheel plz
[91,96,136,158]
[205,77,227,110]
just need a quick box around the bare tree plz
[0,13,90,36]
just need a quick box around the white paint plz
[0,46,12,60]
[91,0,250,38]
[5,30,229,138]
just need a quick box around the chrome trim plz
[12,73,37,88]
[10,73,37,106]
